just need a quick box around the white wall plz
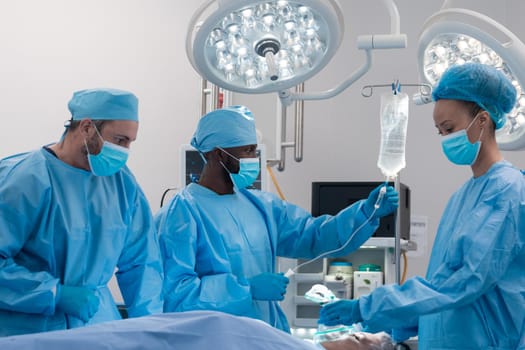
[0,0,203,209]
[1,0,524,281]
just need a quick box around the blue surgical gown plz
[0,148,164,336]
[359,161,525,349]
[156,182,380,332]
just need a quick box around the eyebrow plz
[436,120,453,128]
[114,133,135,142]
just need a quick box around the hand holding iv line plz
[284,183,397,277]
[285,85,407,278]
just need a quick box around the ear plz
[478,111,490,128]
[79,118,94,137]
[203,149,220,164]
[212,148,228,162]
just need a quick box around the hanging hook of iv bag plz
[377,92,409,178]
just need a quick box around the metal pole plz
[211,83,221,110]
[394,175,401,284]
[294,83,304,162]
[278,103,288,171]
[200,79,208,116]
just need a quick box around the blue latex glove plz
[249,272,289,301]
[363,184,399,219]
[318,299,362,326]
[56,285,100,322]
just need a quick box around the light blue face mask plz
[85,126,129,176]
[219,147,260,189]
[441,115,482,166]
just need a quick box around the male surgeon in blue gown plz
[155,105,399,332]
[0,88,163,336]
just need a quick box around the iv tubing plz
[286,180,390,277]
[401,251,408,284]
[267,165,286,200]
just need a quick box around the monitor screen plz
[311,181,410,239]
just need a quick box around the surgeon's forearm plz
[0,259,59,315]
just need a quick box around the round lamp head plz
[417,8,525,150]
[186,0,344,94]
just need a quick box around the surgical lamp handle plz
[357,34,407,50]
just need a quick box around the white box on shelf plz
[353,271,383,298]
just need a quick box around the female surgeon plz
[319,63,525,349]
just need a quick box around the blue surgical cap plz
[432,63,516,129]
[191,105,257,153]
[68,88,139,122]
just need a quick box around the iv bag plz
[377,92,409,178]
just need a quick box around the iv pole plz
[394,176,401,283]
[361,82,430,284]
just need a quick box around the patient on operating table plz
[319,331,395,350]
[0,311,396,350]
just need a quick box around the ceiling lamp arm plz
[278,48,372,106]
[440,0,454,10]
[281,0,407,105]
[383,0,402,34]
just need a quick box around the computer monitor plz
[311,181,410,239]
[179,144,267,191]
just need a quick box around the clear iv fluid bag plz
[377,92,409,178]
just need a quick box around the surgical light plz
[186,0,344,94]
[188,0,407,171]
[417,6,525,150]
